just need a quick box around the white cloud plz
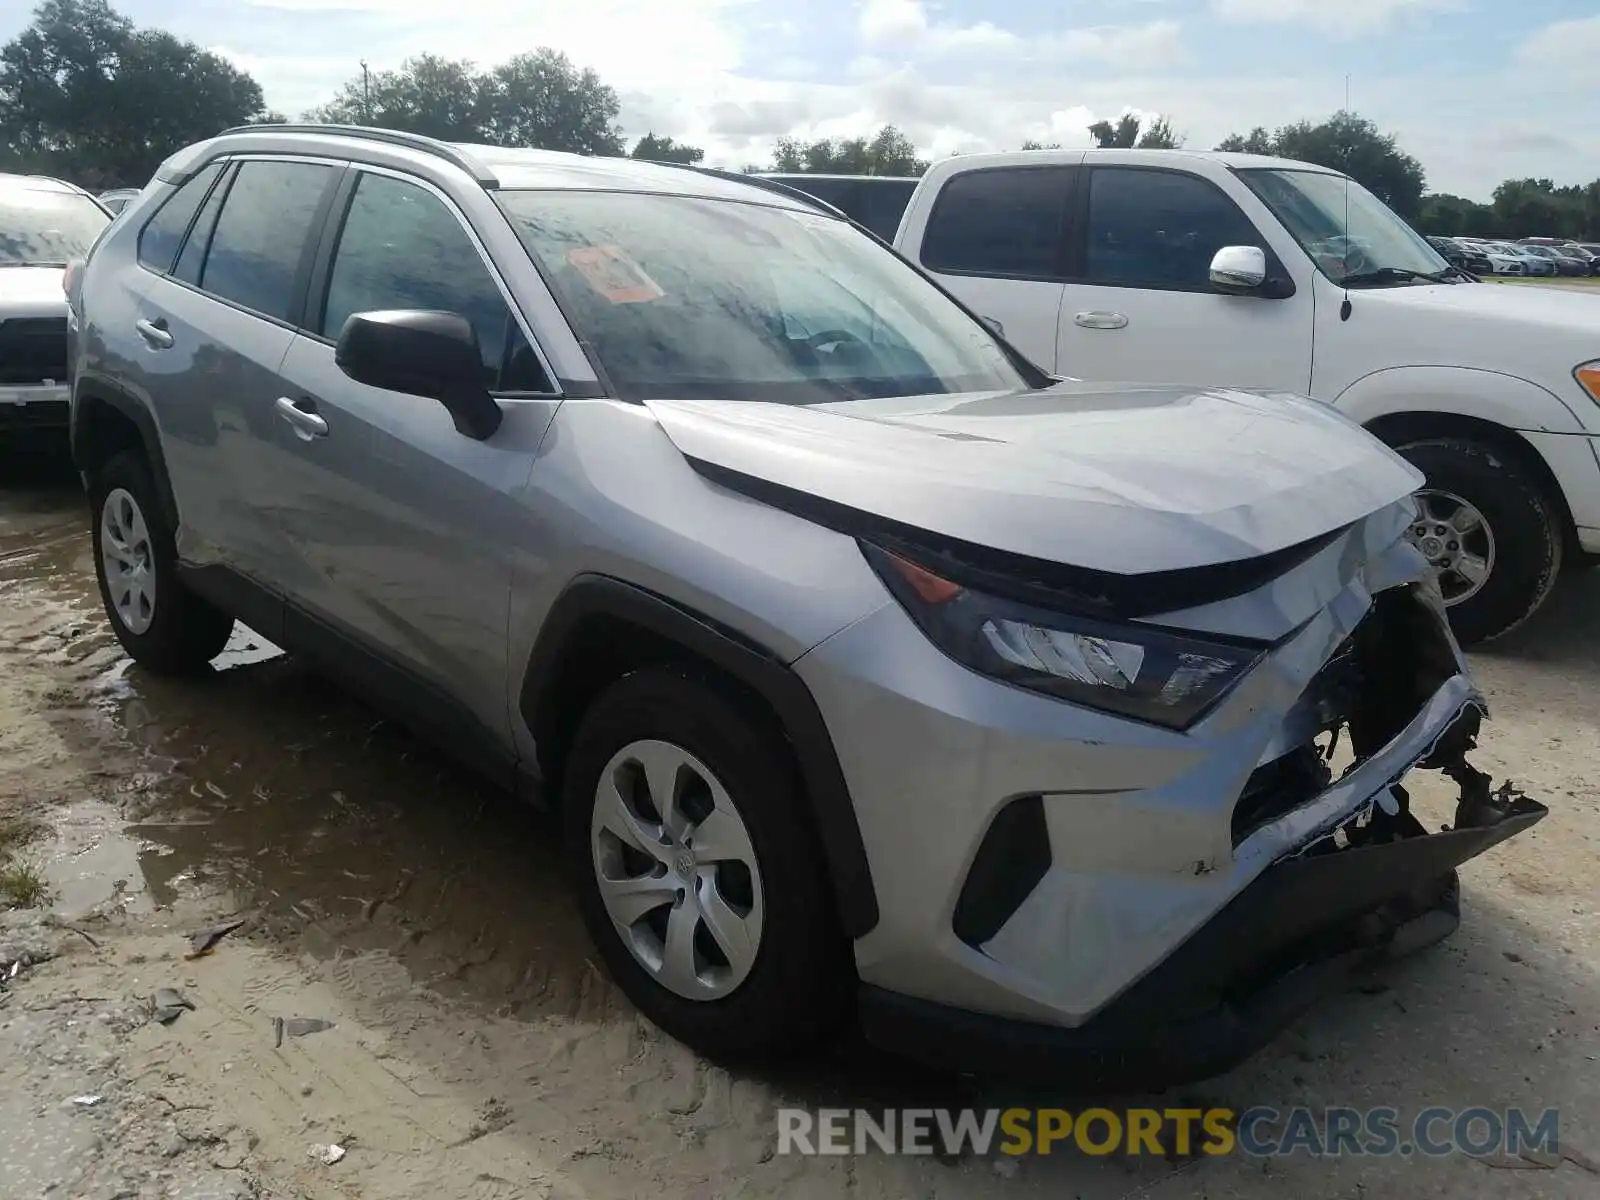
[857,0,1022,55]
[188,0,1596,201]
[1515,15,1600,77]
[1212,0,1456,36]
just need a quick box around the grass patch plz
[0,812,51,909]
[0,859,50,909]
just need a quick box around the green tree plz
[1216,126,1274,155]
[1490,178,1593,240]
[1416,193,1495,237]
[769,125,928,175]
[631,132,704,164]
[307,54,487,141]
[1216,110,1426,219]
[1020,139,1062,150]
[0,0,272,187]
[479,50,624,155]
[1087,113,1182,150]
[308,48,625,155]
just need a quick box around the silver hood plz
[647,380,1424,575]
[0,265,68,318]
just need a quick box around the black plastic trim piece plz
[687,456,1348,622]
[952,796,1051,948]
[282,600,517,791]
[519,574,879,937]
[69,377,180,530]
[176,563,285,645]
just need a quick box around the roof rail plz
[212,123,500,188]
[638,160,852,221]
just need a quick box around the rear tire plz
[89,450,234,674]
[563,665,854,1061]
[1395,438,1562,645]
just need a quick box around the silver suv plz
[66,126,1544,1085]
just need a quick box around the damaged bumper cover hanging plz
[860,583,1549,1088]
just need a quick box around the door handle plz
[134,317,173,349]
[274,396,328,440]
[1072,310,1129,330]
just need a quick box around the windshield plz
[1236,168,1449,285]
[495,190,1030,403]
[0,188,109,266]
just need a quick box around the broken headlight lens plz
[862,542,1266,730]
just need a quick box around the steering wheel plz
[806,328,869,353]
[1318,241,1376,280]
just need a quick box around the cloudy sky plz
[9,0,1597,200]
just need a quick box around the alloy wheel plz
[100,486,157,635]
[589,739,765,1000]
[1408,488,1496,606]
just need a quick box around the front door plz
[1055,165,1314,391]
[270,168,562,759]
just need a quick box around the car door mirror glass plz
[334,309,503,440]
[1209,245,1267,293]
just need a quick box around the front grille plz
[0,317,69,385]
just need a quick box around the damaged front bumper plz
[851,580,1549,1087]
[861,787,1544,1088]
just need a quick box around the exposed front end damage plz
[836,557,1548,1088]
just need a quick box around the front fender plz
[1331,365,1589,436]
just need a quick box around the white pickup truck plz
[805,149,1600,646]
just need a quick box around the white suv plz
[890,149,1600,645]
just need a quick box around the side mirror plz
[1209,245,1267,293]
[334,310,503,441]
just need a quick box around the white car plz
[1460,241,1525,275]
[884,149,1600,644]
[1,173,111,441]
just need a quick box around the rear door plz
[270,167,563,755]
[912,163,1078,372]
[134,155,343,594]
[1055,164,1313,391]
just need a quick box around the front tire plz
[563,666,853,1060]
[1395,438,1562,645]
[89,450,235,673]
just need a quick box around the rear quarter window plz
[136,162,224,274]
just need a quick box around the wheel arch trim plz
[518,574,880,938]
[71,376,180,532]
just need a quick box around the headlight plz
[860,542,1267,730]
[1576,361,1600,405]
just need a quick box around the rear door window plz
[920,167,1072,279]
[197,160,338,322]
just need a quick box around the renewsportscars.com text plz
[776,1106,1560,1159]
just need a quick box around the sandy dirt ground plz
[1,449,1598,1200]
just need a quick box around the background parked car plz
[1459,241,1525,275]
[97,187,141,215]
[1427,236,1492,276]
[1488,242,1556,275]
[883,148,1600,645]
[1523,244,1588,276]
[753,174,917,241]
[1,172,110,443]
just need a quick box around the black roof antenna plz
[1340,73,1353,322]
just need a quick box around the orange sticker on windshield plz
[566,245,664,304]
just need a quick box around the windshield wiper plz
[1340,265,1456,288]
[0,260,69,268]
